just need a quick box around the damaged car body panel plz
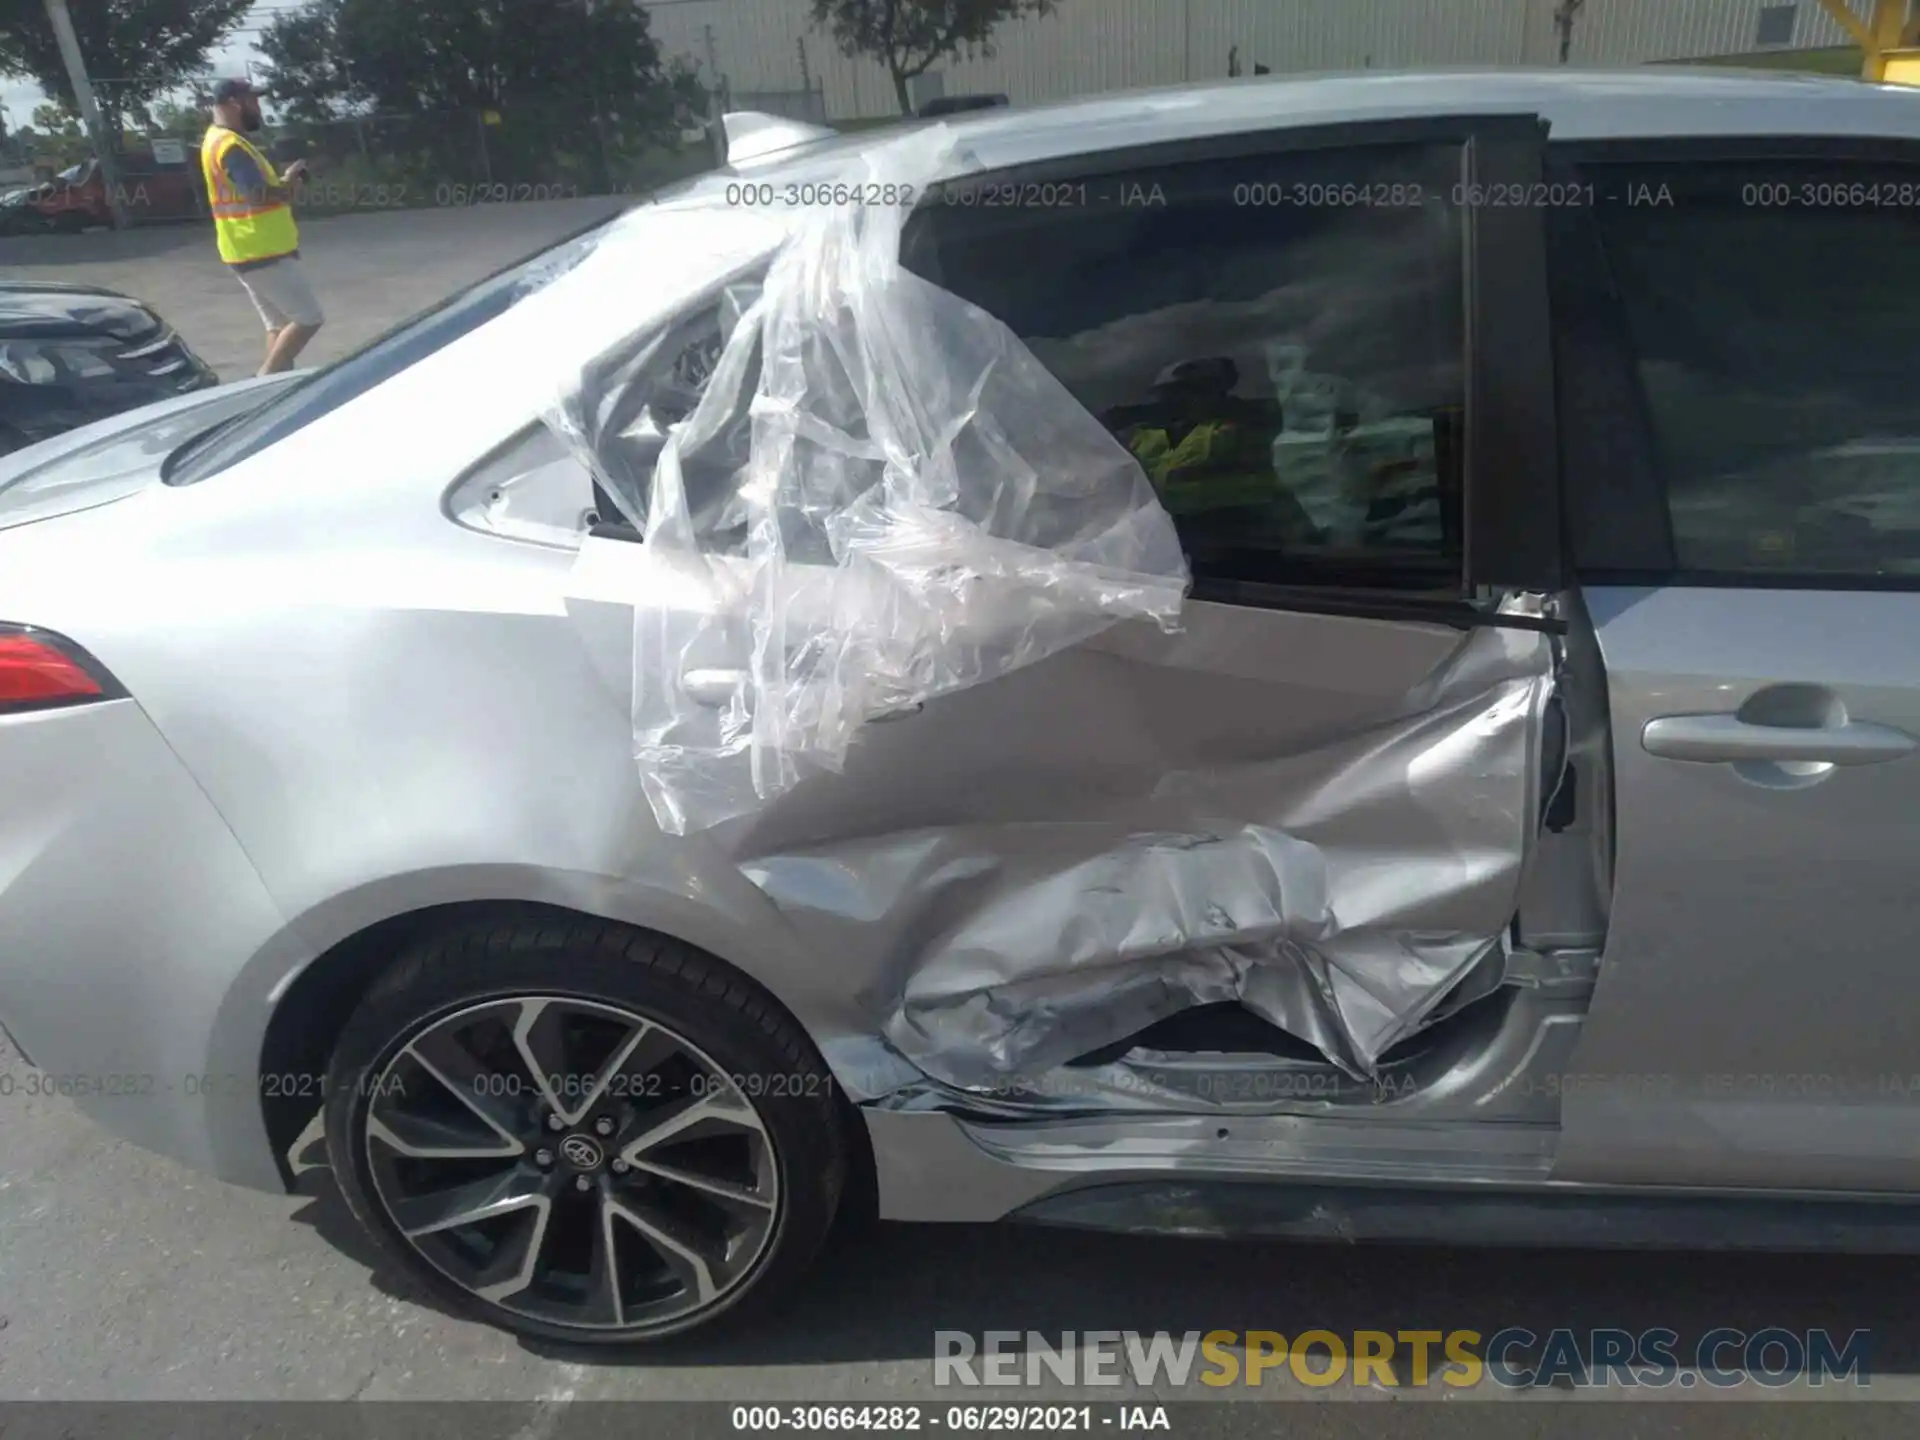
[738,598,1558,1093]
[553,112,1579,1122]
[22,72,1920,1345]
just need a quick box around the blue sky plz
[4,0,287,132]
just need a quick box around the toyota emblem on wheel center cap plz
[558,1134,604,1170]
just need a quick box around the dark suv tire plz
[323,918,847,1344]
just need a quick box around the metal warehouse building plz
[647,0,1858,120]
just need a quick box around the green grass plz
[1659,45,1867,76]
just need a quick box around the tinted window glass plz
[903,143,1467,588]
[1590,159,1920,579]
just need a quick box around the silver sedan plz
[4,68,1920,1346]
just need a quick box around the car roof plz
[746,68,1920,180]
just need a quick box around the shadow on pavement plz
[285,1156,1920,1379]
[0,223,207,270]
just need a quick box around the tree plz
[0,0,250,140]
[255,0,355,124]
[20,100,86,164]
[147,97,206,136]
[256,0,691,189]
[1553,0,1587,64]
[810,0,1060,115]
[261,0,678,117]
[30,101,78,139]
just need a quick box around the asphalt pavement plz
[3,200,1918,1430]
[4,1016,1919,1416]
[0,196,632,381]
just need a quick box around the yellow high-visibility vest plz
[1125,422,1277,512]
[200,126,299,265]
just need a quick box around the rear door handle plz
[1642,714,1919,766]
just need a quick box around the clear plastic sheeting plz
[742,600,1558,1087]
[545,281,762,538]
[544,122,1561,1094]
[550,124,1190,834]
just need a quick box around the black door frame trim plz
[1462,124,1565,593]
[900,110,1567,606]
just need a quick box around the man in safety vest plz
[201,78,324,376]
[1103,357,1317,548]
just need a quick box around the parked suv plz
[4,69,1920,1346]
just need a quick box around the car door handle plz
[1642,714,1919,766]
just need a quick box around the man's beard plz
[241,109,263,133]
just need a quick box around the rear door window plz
[902,142,1470,591]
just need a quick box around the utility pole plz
[704,24,725,168]
[1553,0,1587,64]
[580,0,610,193]
[43,0,128,229]
[339,54,371,161]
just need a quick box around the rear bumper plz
[0,697,299,1191]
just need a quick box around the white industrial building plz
[647,0,1856,121]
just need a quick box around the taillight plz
[0,625,118,714]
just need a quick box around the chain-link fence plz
[726,86,830,127]
[14,62,835,228]
[129,96,720,220]
[17,91,728,227]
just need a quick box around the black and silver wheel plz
[324,920,847,1343]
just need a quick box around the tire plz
[324,918,847,1344]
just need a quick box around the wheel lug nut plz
[574,1175,593,1193]
[611,1158,630,1174]
[594,1116,615,1137]
[534,1149,553,1168]
[546,1114,565,1132]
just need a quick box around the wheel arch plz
[255,892,874,1214]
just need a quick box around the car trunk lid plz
[0,373,301,531]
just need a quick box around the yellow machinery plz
[1817,0,1920,82]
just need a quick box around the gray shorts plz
[233,256,324,331]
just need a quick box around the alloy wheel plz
[362,995,781,1334]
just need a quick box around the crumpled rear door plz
[560,112,1565,1099]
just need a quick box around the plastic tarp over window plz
[548,125,1560,1091]
[549,125,1190,835]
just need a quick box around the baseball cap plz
[209,77,268,104]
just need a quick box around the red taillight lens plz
[0,631,105,710]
